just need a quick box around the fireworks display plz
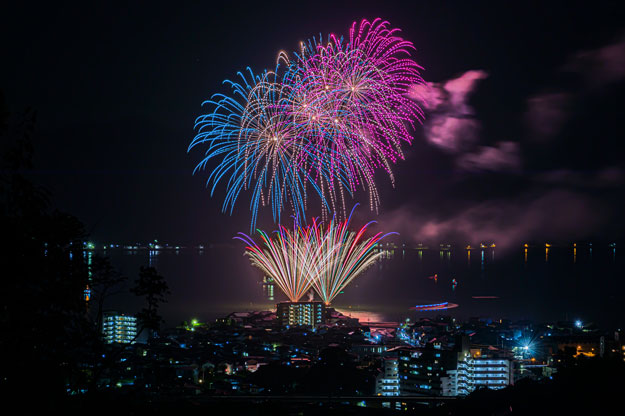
[236,206,395,304]
[308,207,395,305]
[235,220,321,303]
[189,68,319,229]
[189,18,424,228]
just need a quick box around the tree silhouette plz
[89,255,128,334]
[0,97,91,407]
[131,266,170,333]
[0,94,171,405]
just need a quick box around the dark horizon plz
[98,243,624,332]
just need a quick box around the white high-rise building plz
[102,311,138,344]
[443,350,514,396]
[441,369,459,396]
[466,357,513,390]
[376,357,400,396]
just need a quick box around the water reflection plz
[524,246,528,264]
[148,249,159,267]
[481,250,485,271]
[98,243,625,330]
[336,309,386,324]
[262,276,274,301]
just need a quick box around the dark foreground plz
[14,357,622,416]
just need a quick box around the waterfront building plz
[102,311,138,344]
[276,301,326,327]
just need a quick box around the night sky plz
[2,1,625,251]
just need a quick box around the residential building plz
[376,357,400,396]
[276,301,326,327]
[102,311,138,344]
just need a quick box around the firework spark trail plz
[236,205,395,304]
[190,19,425,229]
[235,219,329,302]
[285,19,425,211]
[308,205,396,305]
[189,68,335,230]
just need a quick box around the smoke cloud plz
[378,190,605,252]
[410,70,488,153]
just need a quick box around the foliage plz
[131,266,170,331]
[0,96,169,405]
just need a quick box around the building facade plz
[441,369,459,396]
[102,311,138,344]
[398,346,458,396]
[376,357,400,396]
[445,349,514,395]
[276,301,326,327]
